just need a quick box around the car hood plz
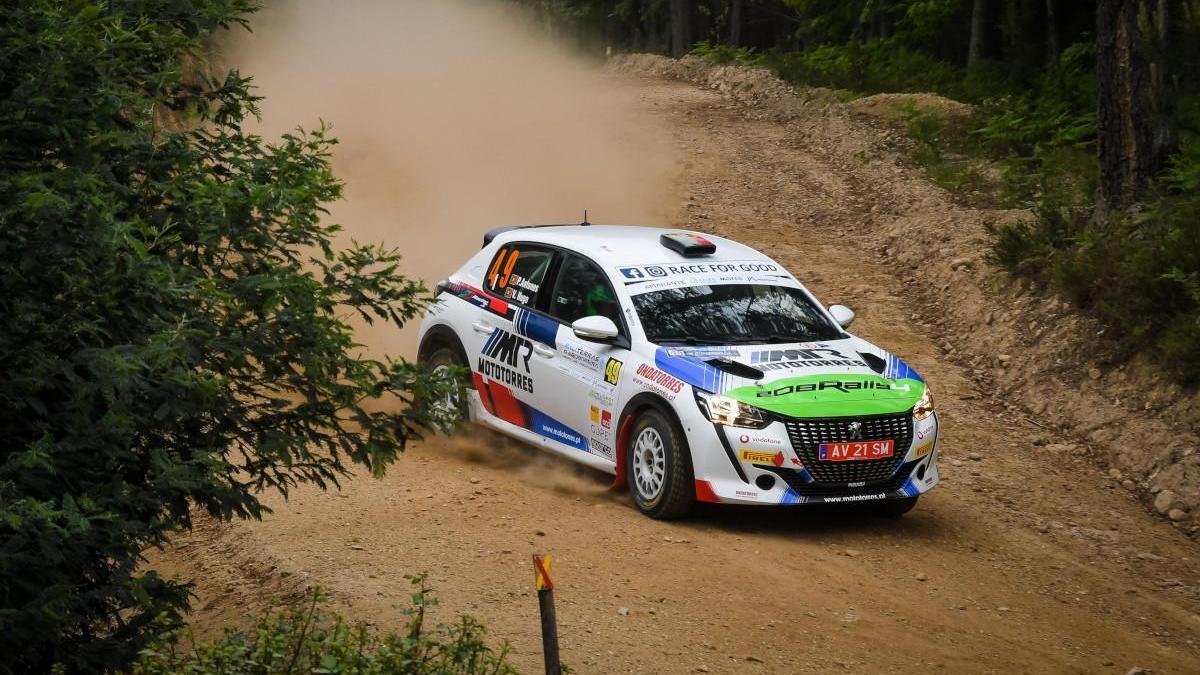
[651,337,925,418]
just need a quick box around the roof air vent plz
[660,232,716,257]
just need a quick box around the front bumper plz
[683,403,940,505]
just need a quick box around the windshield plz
[632,283,844,345]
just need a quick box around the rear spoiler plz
[481,222,589,248]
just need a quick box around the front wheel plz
[875,496,919,517]
[626,408,694,520]
[421,345,470,432]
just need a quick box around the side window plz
[549,254,623,330]
[485,244,554,308]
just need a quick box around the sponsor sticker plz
[754,379,908,398]
[821,493,886,503]
[634,363,684,396]
[912,440,934,459]
[738,433,783,446]
[666,346,741,359]
[588,388,615,407]
[531,410,587,451]
[555,362,596,387]
[749,346,867,370]
[588,438,615,460]
[478,328,535,393]
[618,261,800,295]
[618,260,782,280]
[740,449,784,467]
[561,343,601,370]
[590,405,614,429]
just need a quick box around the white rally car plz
[417,225,939,519]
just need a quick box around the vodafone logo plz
[739,434,784,446]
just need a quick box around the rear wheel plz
[422,345,470,431]
[626,408,694,520]
[875,496,919,517]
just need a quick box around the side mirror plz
[572,315,619,342]
[828,304,855,329]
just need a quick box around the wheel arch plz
[611,391,687,491]
[417,323,469,366]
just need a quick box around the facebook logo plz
[619,266,645,279]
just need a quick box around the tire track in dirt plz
[150,71,1200,674]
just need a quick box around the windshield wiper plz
[715,334,808,345]
[653,335,732,346]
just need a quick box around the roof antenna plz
[581,209,590,226]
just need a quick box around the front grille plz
[784,413,913,485]
[768,462,916,497]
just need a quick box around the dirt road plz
[149,70,1200,674]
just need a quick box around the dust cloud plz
[223,0,680,358]
[440,430,621,501]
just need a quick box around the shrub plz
[0,1,458,671]
[133,579,518,675]
[988,186,1200,382]
[690,40,762,65]
[765,40,962,97]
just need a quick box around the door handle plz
[532,343,555,358]
[472,321,494,335]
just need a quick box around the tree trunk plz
[1095,0,1163,210]
[1146,0,1176,176]
[1045,0,1060,68]
[729,0,744,46]
[968,0,988,67]
[669,0,689,57]
[852,0,876,43]
[644,8,665,54]
[1001,0,1020,75]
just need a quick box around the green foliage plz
[1164,133,1200,194]
[765,40,963,96]
[967,43,1097,202]
[0,1,458,671]
[134,579,518,675]
[988,187,1200,381]
[690,40,762,65]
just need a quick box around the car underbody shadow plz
[683,499,946,540]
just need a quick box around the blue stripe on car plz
[654,348,727,393]
[529,408,588,451]
[514,309,558,348]
[882,351,924,383]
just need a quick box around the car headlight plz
[913,387,935,421]
[695,390,771,429]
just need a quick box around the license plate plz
[818,440,894,461]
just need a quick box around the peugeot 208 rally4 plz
[416,225,938,519]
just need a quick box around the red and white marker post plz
[532,553,560,675]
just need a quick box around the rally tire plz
[626,408,695,520]
[875,496,919,517]
[422,345,471,432]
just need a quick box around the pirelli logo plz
[739,449,776,464]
